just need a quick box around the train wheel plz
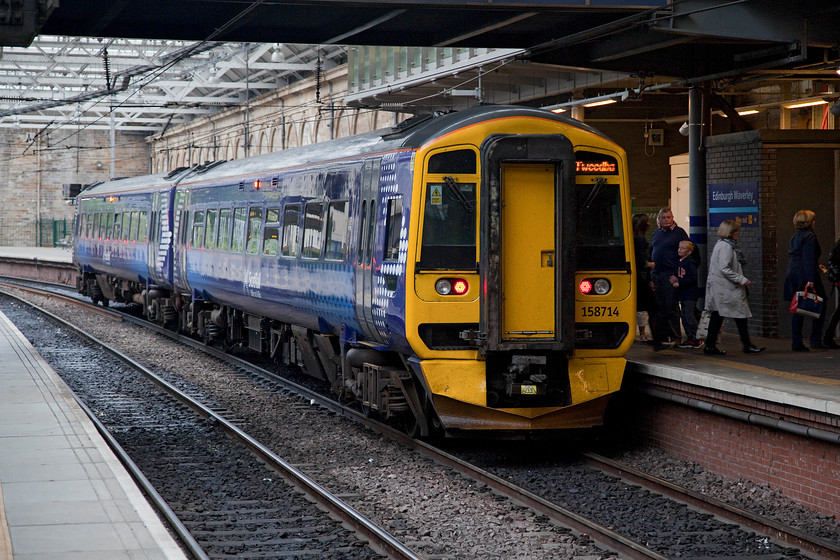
[403,410,428,439]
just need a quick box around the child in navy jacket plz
[671,240,701,348]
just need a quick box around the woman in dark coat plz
[633,213,656,341]
[783,209,828,351]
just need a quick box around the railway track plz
[3,279,839,559]
[0,286,415,560]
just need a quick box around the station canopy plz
[0,0,838,133]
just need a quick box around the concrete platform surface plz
[0,310,186,560]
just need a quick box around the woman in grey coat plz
[703,220,764,355]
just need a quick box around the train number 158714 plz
[581,305,620,318]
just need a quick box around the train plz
[72,104,635,437]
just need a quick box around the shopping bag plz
[789,282,823,318]
[695,309,711,340]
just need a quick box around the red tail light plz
[435,278,469,296]
[453,279,469,295]
[579,279,593,294]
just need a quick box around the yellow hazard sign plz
[430,186,442,205]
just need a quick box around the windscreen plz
[575,178,626,270]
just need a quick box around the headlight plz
[435,279,453,295]
[593,278,611,295]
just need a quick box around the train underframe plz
[80,271,438,436]
[80,272,616,438]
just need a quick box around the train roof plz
[79,105,613,196]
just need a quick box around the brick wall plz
[629,394,840,517]
[704,131,768,335]
[0,130,150,246]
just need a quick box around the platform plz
[0,247,72,265]
[626,333,840,420]
[0,311,186,560]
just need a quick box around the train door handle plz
[541,251,554,268]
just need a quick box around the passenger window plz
[366,201,375,265]
[139,212,148,243]
[217,208,231,251]
[231,208,247,252]
[205,209,218,250]
[246,207,262,254]
[383,197,402,262]
[106,213,116,240]
[357,201,367,265]
[263,208,280,256]
[112,214,121,240]
[325,201,348,261]
[178,210,189,245]
[281,204,301,257]
[127,212,137,241]
[302,202,324,259]
[121,213,130,241]
[94,214,102,238]
[192,211,205,248]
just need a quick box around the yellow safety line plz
[695,356,840,387]
[0,481,12,560]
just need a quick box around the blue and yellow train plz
[73,105,635,437]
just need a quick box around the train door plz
[148,188,174,287]
[480,134,577,352]
[171,189,190,292]
[354,159,384,343]
[501,163,555,339]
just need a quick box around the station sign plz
[708,181,759,227]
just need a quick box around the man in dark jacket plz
[649,207,689,349]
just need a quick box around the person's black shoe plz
[743,346,765,353]
[703,347,726,356]
[822,338,840,349]
[810,342,828,350]
[792,344,809,352]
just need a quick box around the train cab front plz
[405,124,634,437]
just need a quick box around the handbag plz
[789,282,823,318]
[696,309,711,340]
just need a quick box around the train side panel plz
[177,164,367,338]
[74,192,155,293]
